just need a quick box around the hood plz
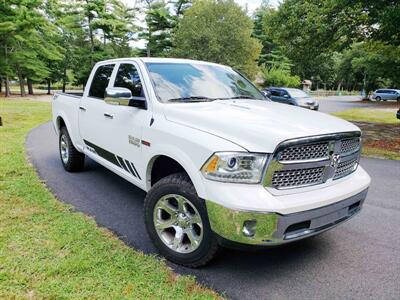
[163,99,359,153]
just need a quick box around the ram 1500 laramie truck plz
[52,58,371,267]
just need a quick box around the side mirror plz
[105,87,147,109]
[262,90,271,98]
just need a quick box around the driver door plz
[101,62,151,186]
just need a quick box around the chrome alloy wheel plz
[153,194,203,254]
[60,134,69,164]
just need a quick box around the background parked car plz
[262,87,319,110]
[370,89,400,101]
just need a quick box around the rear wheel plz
[144,173,219,267]
[397,97,400,102]
[59,127,85,172]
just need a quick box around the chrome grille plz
[264,132,361,191]
[271,167,325,189]
[340,138,360,154]
[334,158,358,179]
[279,142,329,161]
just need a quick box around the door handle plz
[79,106,86,111]
[103,113,114,119]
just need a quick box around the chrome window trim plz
[263,131,361,190]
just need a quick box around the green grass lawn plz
[0,100,220,299]
[332,108,400,160]
[332,108,398,124]
[361,147,400,161]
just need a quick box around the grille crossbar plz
[264,132,361,190]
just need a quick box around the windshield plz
[145,62,265,103]
[287,89,310,98]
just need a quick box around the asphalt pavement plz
[26,122,400,300]
[317,96,373,113]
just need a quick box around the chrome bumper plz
[206,188,368,246]
[299,103,319,110]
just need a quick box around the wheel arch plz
[55,114,82,152]
[146,153,207,199]
[56,115,66,134]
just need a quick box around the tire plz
[59,126,85,172]
[144,173,219,267]
[375,96,381,101]
[397,97,400,102]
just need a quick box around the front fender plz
[145,147,207,199]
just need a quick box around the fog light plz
[242,220,257,237]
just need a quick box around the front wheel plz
[375,96,381,101]
[144,173,219,267]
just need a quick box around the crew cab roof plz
[97,57,226,67]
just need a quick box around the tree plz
[336,42,400,94]
[0,0,63,96]
[260,48,300,87]
[252,1,275,65]
[68,0,136,86]
[257,0,400,92]
[173,0,261,79]
[261,66,301,87]
[139,1,175,57]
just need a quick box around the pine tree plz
[0,0,63,96]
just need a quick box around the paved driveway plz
[26,122,400,300]
[317,95,399,113]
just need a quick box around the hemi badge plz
[141,140,151,147]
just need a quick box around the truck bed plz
[56,92,83,98]
[52,92,83,150]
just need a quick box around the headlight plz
[201,152,268,183]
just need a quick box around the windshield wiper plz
[215,95,258,100]
[167,96,212,103]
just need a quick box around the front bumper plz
[206,188,368,246]
[299,103,319,110]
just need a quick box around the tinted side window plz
[89,64,114,99]
[270,89,280,96]
[114,64,143,97]
[376,90,382,93]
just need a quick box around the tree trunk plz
[47,79,51,95]
[0,77,2,93]
[5,75,10,97]
[4,44,11,97]
[337,82,342,91]
[18,70,26,97]
[62,66,67,93]
[89,17,95,66]
[147,32,151,57]
[27,78,34,95]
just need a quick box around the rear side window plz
[281,90,289,97]
[270,89,281,96]
[114,64,144,97]
[89,64,114,99]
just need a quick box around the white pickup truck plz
[52,58,371,267]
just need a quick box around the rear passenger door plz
[388,90,396,100]
[79,63,115,157]
[269,89,282,103]
[272,89,289,104]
